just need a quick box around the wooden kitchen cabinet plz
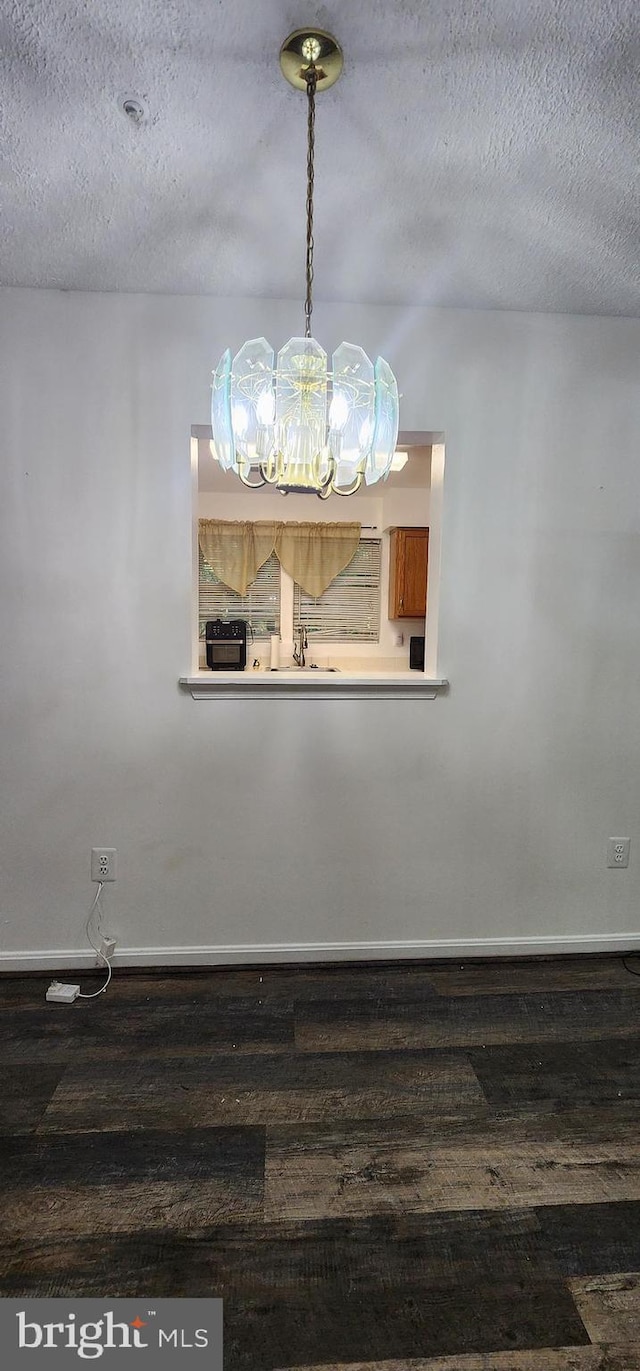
[388,526,429,619]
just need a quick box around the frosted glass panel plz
[275,337,328,490]
[366,356,399,485]
[230,337,275,468]
[331,342,375,489]
[210,350,234,470]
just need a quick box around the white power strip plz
[46,981,81,1004]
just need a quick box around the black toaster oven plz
[205,619,248,670]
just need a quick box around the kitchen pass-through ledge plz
[179,671,449,699]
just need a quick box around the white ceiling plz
[3,1,639,315]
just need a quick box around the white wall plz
[1,287,640,964]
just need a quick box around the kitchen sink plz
[270,666,340,673]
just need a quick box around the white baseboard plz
[2,932,640,973]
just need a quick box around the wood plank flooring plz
[2,955,640,1369]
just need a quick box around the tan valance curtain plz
[198,519,361,598]
[275,522,361,597]
[198,520,277,596]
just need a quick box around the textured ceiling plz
[2,0,639,314]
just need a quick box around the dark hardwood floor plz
[2,955,640,1369]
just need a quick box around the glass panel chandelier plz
[210,29,399,499]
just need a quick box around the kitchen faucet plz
[293,625,308,667]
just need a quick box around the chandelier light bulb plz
[231,403,249,438]
[256,390,276,426]
[210,30,399,498]
[329,393,349,431]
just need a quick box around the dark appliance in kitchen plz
[205,619,248,671]
[409,635,425,670]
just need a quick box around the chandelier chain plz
[304,68,317,339]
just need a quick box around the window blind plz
[293,538,381,641]
[199,550,280,638]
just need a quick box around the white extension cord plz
[46,882,116,1005]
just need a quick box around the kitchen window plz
[198,549,280,638]
[293,538,381,641]
[198,538,380,645]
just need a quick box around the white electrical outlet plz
[607,837,631,868]
[91,847,117,882]
[98,935,117,961]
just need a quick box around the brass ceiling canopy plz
[279,29,343,92]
